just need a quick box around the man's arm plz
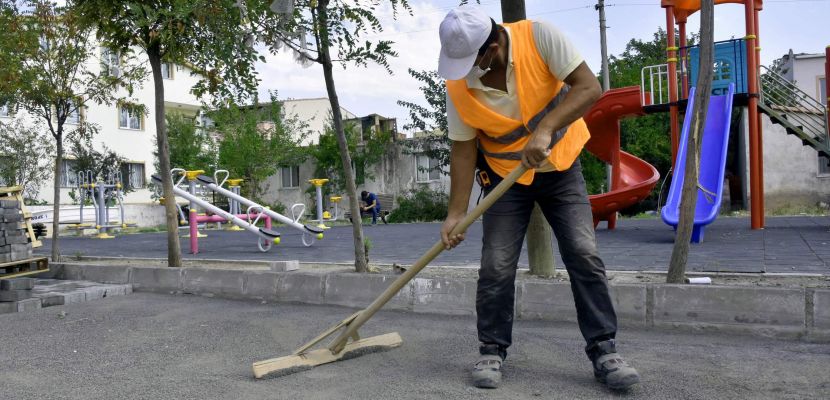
[440,138,477,249]
[521,62,601,168]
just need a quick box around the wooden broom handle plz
[328,165,528,353]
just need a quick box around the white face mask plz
[468,51,494,80]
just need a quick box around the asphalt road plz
[1,292,828,399]
[39,216,830,274]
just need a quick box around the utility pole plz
[500,0,556,277]
[596,0,613,196]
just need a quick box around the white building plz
[0,46,207,207]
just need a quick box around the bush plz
[388,186,448,223]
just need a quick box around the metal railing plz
[640,63,680,107]
[759,65,829,144]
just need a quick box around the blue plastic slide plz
[661,83,735,243]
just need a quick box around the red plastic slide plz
[583,86,660,229]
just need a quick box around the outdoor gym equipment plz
[151,170,281,253]
[76,170,135,239]
[251,165,527,379]
[225,179,245,231]
[308,178,330,230]
[194,171,325,247]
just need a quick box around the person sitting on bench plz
[360,191,387,225]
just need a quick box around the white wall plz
[792,55,826,101]
[282,98,356,146]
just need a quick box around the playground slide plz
[150,175,282,246]
[583,86,661,229]
[195,175,324,242]
[661,84,735,243]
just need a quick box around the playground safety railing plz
[641,63,680,107]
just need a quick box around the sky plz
[254,0,830,134]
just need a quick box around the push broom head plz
[252,332,402,379]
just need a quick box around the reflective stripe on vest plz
[478,86,571,159]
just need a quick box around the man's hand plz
[441,213,466,250]
[521,130,552,169]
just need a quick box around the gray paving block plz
[242,271,278,301]
[16,298,41,312]
[412,277,476,315]
[269,260,299,272]
[76,264,131,284]
[100,285,128,297]
[814,290,830,330]
[83,286,108,300]
[61,291,87,305]
[129,267,182,292]
[653,285,805,328]
[0,301,15,314]
[1,277,35,290]
[0,289,32,302]
[277,273,325,304]
[609,284,648,325]
[182,268,244,298]
[0,199,19,208]
[59,264,86,281]
[518,282,576,322]
[32,292,65,307]
[324,273,411,310]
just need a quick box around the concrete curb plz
[50,262,830,341]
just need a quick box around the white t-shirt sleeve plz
[532,21,584,81]
[446,92,477,141]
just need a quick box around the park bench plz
[344,193,395,223]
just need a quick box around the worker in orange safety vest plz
[437,5,639,391]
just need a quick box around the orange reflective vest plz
[446,20,591,185]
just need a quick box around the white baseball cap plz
[437,5,493,80]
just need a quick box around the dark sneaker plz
[591,340,640,390]
[472,354,503,389]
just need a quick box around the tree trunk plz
[50,133,62,262]
[527,203,555,277]
[317,0,367,272]
[500,0,555,276]
[666,0,714,283]
[148,43,182,268]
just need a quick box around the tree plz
[76,0,264,267]
[213,94,309,200]
[252,0,410,272]
[0,0,144,261]
[397,68,450,177]
[667,0,714,283]
[157,112,218,175]
[310,119,391,195]
[0,119,55,201]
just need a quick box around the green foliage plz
[397,68,450,176]
[213,93,309,199]
[0,118,54,199]
[158,112,217,173]
[388,186,448,223]
[309,120,392,194]
[68,135,127,186]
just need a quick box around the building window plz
[120,162,145,190]
[119,106,142,130]
[66,99,80,124]
[59,159,79,188]
[820,77,826,104]
[101,47,121,77]
[281,166,300,188]
[415,154,441,182]
[0,103,10,118]
[161,63,174,80]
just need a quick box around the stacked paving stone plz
[0,199,32,263]
[0,277,40,313]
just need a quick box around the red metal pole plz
[746,0,763,229]
[679,21,689,99]
[666,7,679,164]
[190,210,199,254]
